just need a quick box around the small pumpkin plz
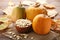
[32,14,52,34]
[11,3,26,22]
[26,3,47,21]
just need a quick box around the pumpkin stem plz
[19,2,22,7]
[34,2,40,7]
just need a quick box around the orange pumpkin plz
[32,14,52,34]
[26,3,47,21]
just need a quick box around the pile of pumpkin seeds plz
[2,31,29,40]
[1,28,34,40]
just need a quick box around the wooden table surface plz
[0,0,60,40]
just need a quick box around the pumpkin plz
[11,3,26,22]
[32,14,52,34]
[26,3,47,21]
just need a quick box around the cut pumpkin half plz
[0,23,8,30]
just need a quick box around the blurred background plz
[0,0,60,13]
[0,0,60,10]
